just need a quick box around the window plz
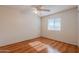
[48,17,61,31]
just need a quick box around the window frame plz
[48,17,61,31]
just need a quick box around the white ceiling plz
[0,5,77,17]
[37,5,77,17]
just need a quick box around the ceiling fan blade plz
[32,5,50,12]
[38,9,50,12]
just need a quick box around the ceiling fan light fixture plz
[33,8,38,14]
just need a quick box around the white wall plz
[0,6,40,46]
[77,6,79,46]
[41,8,77,45]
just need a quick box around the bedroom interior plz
[0,5,78,53]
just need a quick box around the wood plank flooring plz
[0,37,78,53]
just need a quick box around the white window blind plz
[48,17,61,31]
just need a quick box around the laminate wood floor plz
[0,37,78,53]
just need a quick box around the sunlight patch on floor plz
[28,41,60,53]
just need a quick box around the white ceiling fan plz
[32,5,50,14]
[34,5,50,12]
